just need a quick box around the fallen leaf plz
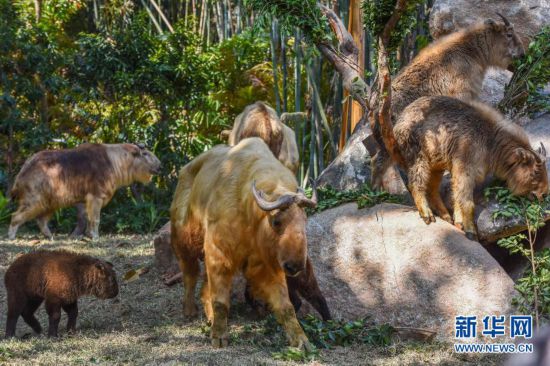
[28,239,41,246]
[123,267,149,282]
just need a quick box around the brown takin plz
[4,250,118,338]
[170,138,317,350]
[371,14,525,189]
[244,257,330,321]
[8,143,161,240]
[229,102,300,173]
[388,96,548,240]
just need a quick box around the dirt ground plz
[0,231,505,365]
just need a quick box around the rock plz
[316,121,408,195]
[430,0,550,46]
[306,202,516,339]
[316,121,372,191]
[153,222,179,276]
[480,68,513,107]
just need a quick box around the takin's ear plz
[124,144,142,157]
[484,19,497,28]
[513,148,535,165]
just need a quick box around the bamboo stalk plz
[270,19,281,115]
[149,0,174,32]
[140,0,163,34]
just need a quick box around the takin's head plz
[124,143,162,184]
[88,260,119,299]
[252,182,317,277]
[483,13,525,69]
[505,143,548,201]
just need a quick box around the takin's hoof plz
[465,231,479,242]
[290,335,313,352]
[420,213,436,225]
[183,303,198,318]
[440,215,453,224]
[211,335,229,348]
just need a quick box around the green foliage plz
[362,0,426,69]
[485,186,550,325]
[272,315,394,361]
[306,184,405,214]
[0,2,277,234]
[244,0,329,43]
[0,191,10,225]
[500,27,550,116]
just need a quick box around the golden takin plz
[8,143,161,240]
[170,138,316,350]
[229,101,300,173]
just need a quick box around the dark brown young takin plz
[8,143,161,240]
[391,96,548,240]
[244,257,331,321]
[371,15,525,189]
[4,250,118,338]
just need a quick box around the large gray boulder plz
[430,0,550,45]
[306,202,516,339]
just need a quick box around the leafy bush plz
[500,27,550,116]
[485,185,550,327]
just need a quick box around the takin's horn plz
[295,179,318,208]
[496,12,511,27]
[136,143,146,150]
[252,181,296,211]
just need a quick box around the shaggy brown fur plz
[8,143,161,240]
[392,96,548,239]
[244,257,331,321]
[229,102,299,173]
[4,250,118,338]
[372,17,525,189]
[170,138,317,350]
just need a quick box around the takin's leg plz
[203,235,234,347]
[21,298,44,334]
[171,224,202,319]
[8,204,44,240]
[62,302,78,333]
[291,258,332,321]
[5,288,24,337]
[45,298,62,337]
[85,196,103,240]
[451,164,478,241]
[426,170,452,224]
[70,203,87,237]
[36,212,54,239]
[247,268,311,351]
[408,162,435,224]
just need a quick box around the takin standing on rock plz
[8,143,161,240]
[229,101,300,173]
[170,138,317,350]
[4,250,118,338]
[382,96,548,240]
[371,14,525,190]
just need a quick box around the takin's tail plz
[169,148,217,224]
[8,183,20,201]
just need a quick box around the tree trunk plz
[339,0,364,151]
[270,19,281,115]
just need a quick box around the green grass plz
[0,231,504,365]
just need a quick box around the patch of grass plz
[0,233,506,365]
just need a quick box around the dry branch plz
[317,5,370,111]
[376,0,408,167]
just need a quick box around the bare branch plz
[317,5,370,111]
[376,0,409,167]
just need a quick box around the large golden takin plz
[170,138,316,350]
